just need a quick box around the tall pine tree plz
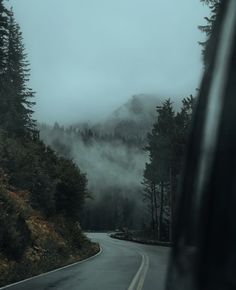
[0,2,36,138]
[143,98,195,241]
[0,0,9,128]
[143,99,175,241]
[199,0,221,65]
[6,10,36,138]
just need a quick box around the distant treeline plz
[39,121,147,231]
[41,118,149,152]
[39,96,195,240]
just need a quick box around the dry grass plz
[0,189,99,287]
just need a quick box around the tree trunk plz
[169,167,174,242]
[151,188,155,233]
[153,185,160,240]
[159,181,164,241]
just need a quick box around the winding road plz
[1,233,170,290]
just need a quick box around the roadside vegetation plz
[140,0,221,242]
[111,0,221,243]
[142,97,195,242]
[38,0,221,245]
[0,1,221,284]
[0,1,98,286]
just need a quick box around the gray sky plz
[9,0,209,125]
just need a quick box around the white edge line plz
[0,246,102,290]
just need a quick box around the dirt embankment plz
[0,189,99,287]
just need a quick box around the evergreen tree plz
[0,0,8,74]
[143,99,175,240]
[143,98,195,241]
[199,0,221,65]
[0,0,9,127]
[0,3,36,138]
[170,96,195,240]
[5,10,36,138]
[55,158,89,219]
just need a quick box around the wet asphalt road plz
[0,233,170,290]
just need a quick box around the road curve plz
[1,233,170,290]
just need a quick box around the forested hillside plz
[39,95,164,231]
[0,1,98,286]
[0,0,220,288]
[39,94,194,242]
[0,1,217,286]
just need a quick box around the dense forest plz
[39,95,164,231]
[142,0,221,241]
[39,0,220,242]
[0,1,98,286]
[0,0,220,286]
[143,97,195,241]
[40,93,195,242]
[144,0,221,241]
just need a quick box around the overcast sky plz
[9,0,209,125]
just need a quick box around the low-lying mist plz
[39,94,164,230]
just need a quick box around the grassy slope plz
[0,188,99,287]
